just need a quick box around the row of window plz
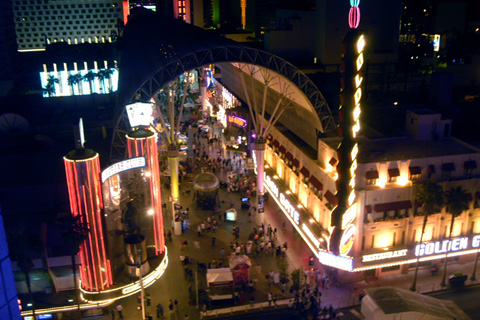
[362,221,477,251]
[15,13,118,23]
[14,2,119,10]
[18,30,112,40]
[18,36,113,48]
[15,9,118,16]
[18,25,114,33]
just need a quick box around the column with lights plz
[64,148,112,291]
[126,128,165,255]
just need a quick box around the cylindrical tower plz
[64,148,112,291]
[126,128,165,254]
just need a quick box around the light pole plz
[137,249,146,320]
[471,249,479,281]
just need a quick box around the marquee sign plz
[101,157,146,183]
[318,250,353,271]
[415,235,480,257]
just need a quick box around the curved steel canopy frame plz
[111,11,336,163]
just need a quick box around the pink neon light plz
[93,156,110,289]
[82,185,99,291]
[349,7,360,29]
[88,179,105,290]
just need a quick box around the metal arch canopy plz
[114,10,335,159]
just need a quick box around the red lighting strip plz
[71,163,93,290]
[87,180,105,291]
[82,185,100,291]
[92,157,110,289]
[122,0,129,25]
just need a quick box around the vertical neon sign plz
[329,1,364,256]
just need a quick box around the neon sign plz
[362,249,408,262]
[302,224,320,248]
[264,174,300,225]
[227,115,247,128]
[414,236,480,257]
[339,224,355,256]
[101,157,146,183]
[341,203,357,229]
[348,0,361,29]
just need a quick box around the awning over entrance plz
[365,170,379,179]
[464,160,477,169]
[441,162,455,172]
[324,190,338,206]
[388,168,400,178]
[285,152,294,162]
[309,175,323,191]
[300,167,310,178]
[409,166,421,175]
[329,157,338,167]
[374,201,412,212]
[292,158,300,168]
[278,146,286,154]
[272,140,280,148]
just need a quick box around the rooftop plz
[356,135,479,163]
[363,287,471,320]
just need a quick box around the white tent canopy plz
[206,268,233,287]
[361,287,471,320]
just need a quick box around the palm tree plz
[74,73,84,95]
[7,227,36,319]
[440,186,472,286]
[410,181,444,291]
[67,74,79,96]
[43,84,55,98]
[83,70,97,94]
[97,68,115,93]
[45,75,59,97]
[58,215,90,319]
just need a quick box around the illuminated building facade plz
[64,148,113,291]
[264,107,480,278]
[11,0,124,52]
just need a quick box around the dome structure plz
[193,172,219,191]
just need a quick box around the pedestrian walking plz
[110,307,116,320]
[268,292,273,306]
[116,304,124,319]
[168,300,174,313]
[174,299,178,311]
[156,303,164,319]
